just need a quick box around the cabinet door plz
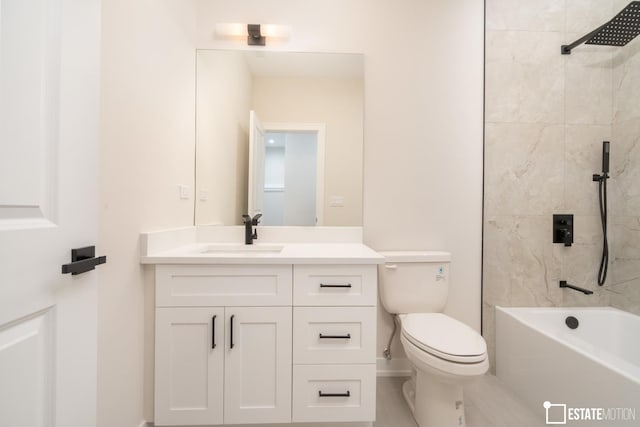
[224,307,292,424]
[155,307,224,426]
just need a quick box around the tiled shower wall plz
[484,0,640,370]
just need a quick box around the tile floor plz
[375,374,542,427]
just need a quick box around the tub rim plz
[496,306,640,385]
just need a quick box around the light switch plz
[178,184,191,199]
[329,196,345,207]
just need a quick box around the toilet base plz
[403,370,466,427]
[401,376,416,413]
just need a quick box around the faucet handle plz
[242,214,252,224]
[252,213,262,225]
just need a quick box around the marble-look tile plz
[612,0,634,12]
[375,377,417,427]
[484,216,563,307]
[482,302,497,374]
[376,375,541,427]
[612,42,640,123]
[483,221,513,306]
[464,375,541,427]
[483,0,640,359]
[486,31,565,124]
[608,279,640,315]
[610,118,640,216]
[564,45,613,125]
[563,125,612,215]
[565,0,613,35]
[608,216,640,285]
[485,123,564,216]
[486,0,564,32]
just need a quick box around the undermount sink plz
[201,244,284,255]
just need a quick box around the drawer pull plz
[318,390,351,398]
[230,314,235,349]
[212,315,217,349]
[319,333,351,339]
[319,283,352,288]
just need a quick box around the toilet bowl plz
[400,313,488,378]
[398,313,488,427]
[378,251,489,427]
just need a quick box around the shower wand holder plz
[553,214,574,247]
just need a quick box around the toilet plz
[378,251,489,427]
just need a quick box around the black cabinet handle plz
[230,314,235,349]
[319,333,351,339]
[61,246,106,275]
[319,390,350,397]
[212,315,217,349]
[319,283,352,288]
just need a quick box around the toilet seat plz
[400,313,487,364]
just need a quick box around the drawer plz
[293,265,377,306]
[293,307,376,364]
[292,364,376,423]
[156,265,292,307]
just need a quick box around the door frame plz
[262,122,326,226]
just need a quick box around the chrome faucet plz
[242,214,262,245]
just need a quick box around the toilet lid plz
[402,313,487,363]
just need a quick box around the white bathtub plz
[496,307,640,426]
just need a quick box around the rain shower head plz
[562,1,640,54]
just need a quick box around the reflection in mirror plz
[195,50,364,226]
[250,116,325,226]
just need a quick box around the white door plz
[155,308,224,426]
[248,110,265,217]
[224,307,292,424]
[0,0,101,426]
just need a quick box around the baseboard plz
[137,421,150,427]
[376,357,411,376]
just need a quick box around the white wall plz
[99,1,197,426]
[195,0,484,365]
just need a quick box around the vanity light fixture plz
[215,23,291,46]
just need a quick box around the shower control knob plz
[553,214,574,247]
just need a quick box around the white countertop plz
[141,242,384,265]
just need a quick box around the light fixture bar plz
[215,23,291,46]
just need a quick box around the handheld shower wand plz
[592,141,610,286]
[602,141,610,175]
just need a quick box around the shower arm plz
[561,23,608,54]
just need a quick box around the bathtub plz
[496,307,640,426]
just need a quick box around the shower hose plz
[597,175,608,286]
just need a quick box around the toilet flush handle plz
[384,264,397,269]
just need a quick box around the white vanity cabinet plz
[154,265,293,426]
[153,262,377,426]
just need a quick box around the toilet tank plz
[378,251,451,314]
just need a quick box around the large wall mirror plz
[195,50,364,226]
